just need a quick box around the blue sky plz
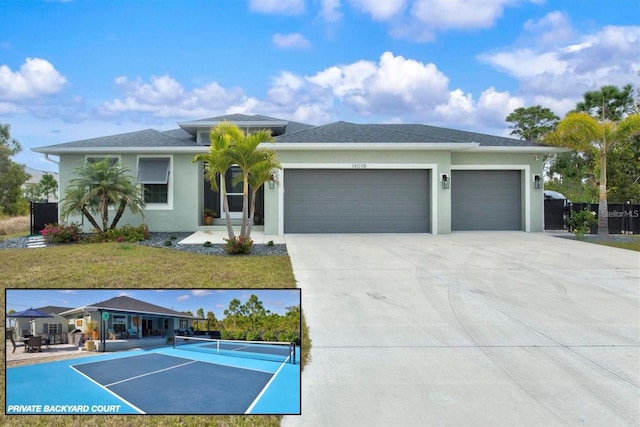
[1,0,638,171]
[5,288,301,319]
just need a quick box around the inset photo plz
[5,288,301,415]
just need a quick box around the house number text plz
[352,163,367,169]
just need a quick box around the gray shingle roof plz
[275,121,542,146]
[34,129,198,151]
[36,306,74,315]
[34,115,545,152]
[89,296,193,318]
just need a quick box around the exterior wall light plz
[269,171,277,189]
[441,173,449,189]
[533,174,542,189]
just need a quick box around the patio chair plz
[8,334,17,353]
[27,336,42,352]
[127,328,138,339]
[43,335,52,349]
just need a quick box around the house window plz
[113,315,126,333]
[137,157,170,204]
[87,156,119,167]
[48,324,59,334]
[164,319,169,329]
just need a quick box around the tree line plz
[505,84,640,238]
[0,122,58,216]
[183,294,300,343]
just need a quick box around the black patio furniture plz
[26,336,42,353]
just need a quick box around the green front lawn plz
[1,243,307,427]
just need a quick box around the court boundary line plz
[244,357,291,414]
[104,360,198,387]
[69,364,145,414]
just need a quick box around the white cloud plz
[318,0,343,22]
[347,0,406,20]
[307,52,449,115]
[273,33,311,49]
[177,294,190,301]
[100,75,250,118]
[0,58,67,101]
[192,290,212,296]
[478,24,640,115]
[523,11,573,46]
[249,0,305,15]
[411,0,511,30]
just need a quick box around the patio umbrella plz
[7,308,54,336]
[7,308,54,320]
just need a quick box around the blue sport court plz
[6,337,300,415]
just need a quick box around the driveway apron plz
[282,232,640,427]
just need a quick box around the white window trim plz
[137,155,174,210]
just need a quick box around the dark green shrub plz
[203,241,212,247]
[568,209,597,239]
[232,330,246,340]
[164,240,173,246]
[40,223,82,244]
[245,331,260,341]
[103,224,150,242]
[224,236,253,255]
[262,331,277,342]
[221,330,233,340]
[277,331,298,343]
[267,240,274,247]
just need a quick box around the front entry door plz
[224,166,244,219]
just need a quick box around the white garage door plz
[284,169,430,233]
[451,170,522,231]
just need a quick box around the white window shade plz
[137,158,170,184]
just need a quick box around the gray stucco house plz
[34,114,561,234]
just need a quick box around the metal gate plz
[30,202,58,235]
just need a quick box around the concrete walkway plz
[283,232,640,427]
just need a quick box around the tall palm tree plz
[193,122,277,239]
[245,150,281,237]
[225,127,275,238]
[193,123,237,239]
[60,158,145,232]
[545,112,640,238]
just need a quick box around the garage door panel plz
[284,169,429,233]
[451,170,521,231]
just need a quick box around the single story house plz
[59,295,199,341]
[34,114,563,234]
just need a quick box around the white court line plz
[69,364,145,414]
[104,360,199,387]
[244,355,292,414]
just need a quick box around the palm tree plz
[225,127,275,238]
[193,122,277,239]
[60,158,145,232]
[193,123,237,239]
[245,150,281,237]
[545,112,640,238]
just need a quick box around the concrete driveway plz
[282,232,639,427]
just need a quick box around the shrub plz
[203,241,212,248]
[261,331,277,342]
[103,224,150,242]
[40,222,82,244]
[245,331,260,341]
[267,240,274,247]
[224,236,253,255]
[277,331,299,343]
[221,330,233,340]
[164,240,173,247]
[568,209,597,239]
[232,330,246,340]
